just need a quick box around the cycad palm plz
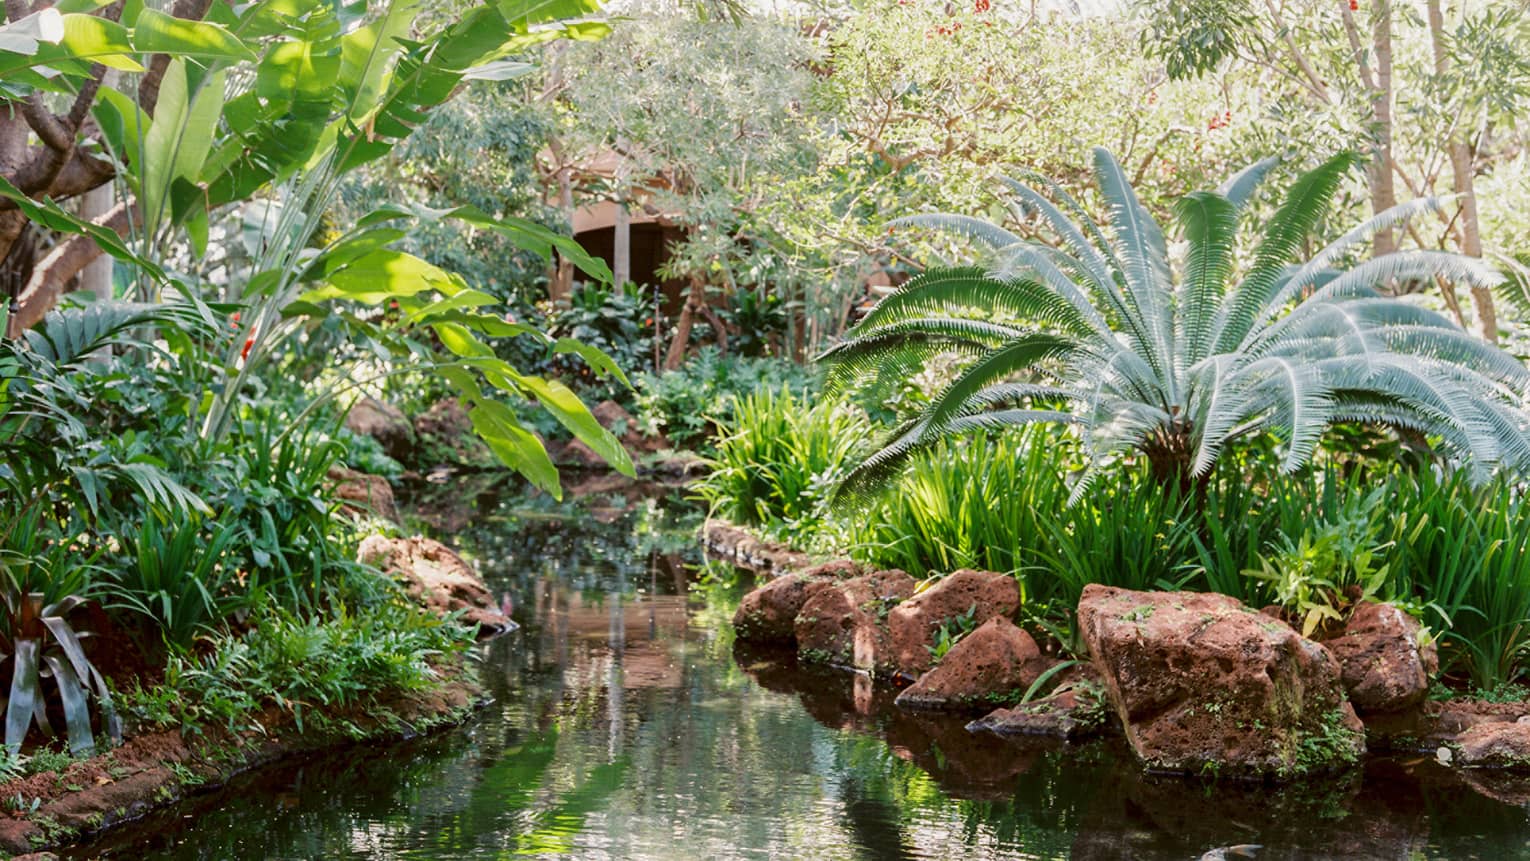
[823,149,1530,502]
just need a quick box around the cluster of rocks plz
[733,564,1530,779]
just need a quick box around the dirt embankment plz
[0,672,484,857]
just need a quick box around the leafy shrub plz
[335,427,404,480]
[696,388,869,542]
[634,348,817,448]
[124,600,474,735]
[108,515,247,652]
[540,281,657,404]
[825,150,1528,502]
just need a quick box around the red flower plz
[241,335,255,361]
[973,0,990,11]
[1348,0,1358,9]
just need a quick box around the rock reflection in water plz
[735,640,1530,861]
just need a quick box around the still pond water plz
[77,490,1530,860]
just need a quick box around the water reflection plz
[74,494,1530,860]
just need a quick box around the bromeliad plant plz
[823,149,1530,501]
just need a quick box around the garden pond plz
[70,488,1530,860]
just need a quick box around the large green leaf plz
[4,639,42,754]
[304,249,462,303]
[257,38,342,119]
[133,8,255,61]
[339,0,419,121]
[467,399,561,496]
[0,175,161,280]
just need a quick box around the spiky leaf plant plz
[823,149,1530,502]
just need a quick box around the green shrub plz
[125,600,474,735]
[696,388,869,542]
[634,348,817,449]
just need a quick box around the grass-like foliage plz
[696,388,869,541]
[823,149,1528,502]
[833,424,1530,688]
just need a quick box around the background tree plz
[1137,0,1530,342]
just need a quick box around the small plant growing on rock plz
[927,603,980,663]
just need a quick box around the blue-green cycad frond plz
[828,150,1530,503]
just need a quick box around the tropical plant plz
[0,517,118,756]
[696,388,868,540]
[108,515,244,653]
[632,347,817,448]
[1246,491,1392,636]
[823,148,1530,502]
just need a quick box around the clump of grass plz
[696,388,869,543]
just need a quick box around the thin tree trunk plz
[1342,3,1398,258]
[664,274,704,370]
[551,163,575,306]
[1427,0,1496,341]
[541,42,574,307]
[613,194,630,289]
[1369,2,1398,257]
[78,184,113,302]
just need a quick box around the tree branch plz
[8,200,136,336]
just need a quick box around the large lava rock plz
[358,535,513,636]
[344,396,415,462]
[733,561,867,644]
[1078,585,1364,778]
[326,466,399,524]
[1452,722,1530,771]
[887,569,1020,678]
[1319,600,1438,715]
[895,617,1047,710]
[795,569,916,671]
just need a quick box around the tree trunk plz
[1142,420,1200,502]
[1368,2,1398,257]
[1426,0,1496,341]
[664,274,704,370]
[613,193,631,289]
[78,184,113,302]
[541,42,574,308]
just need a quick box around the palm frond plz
[1213,152,1360,354]
[891,214,1023,251]
[1217,156,1280,210]
[1091,147,1176,392]
[920,334,1079,432]
[1175,191,1238,367]
[853,267,1095,337]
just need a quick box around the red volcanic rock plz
[344,396,415,461]
[1319,601,1438,714]
[1078,585,1364,778]
[887,569,1020,677]
[327,466,399,524]
[966,682,1111,740]
[358,535,513,636]
[794,570,916,671]
[1453,722,1530,771]
[895,617,1047,710]
[733,573,836,645]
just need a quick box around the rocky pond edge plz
[705,518,1530,783]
